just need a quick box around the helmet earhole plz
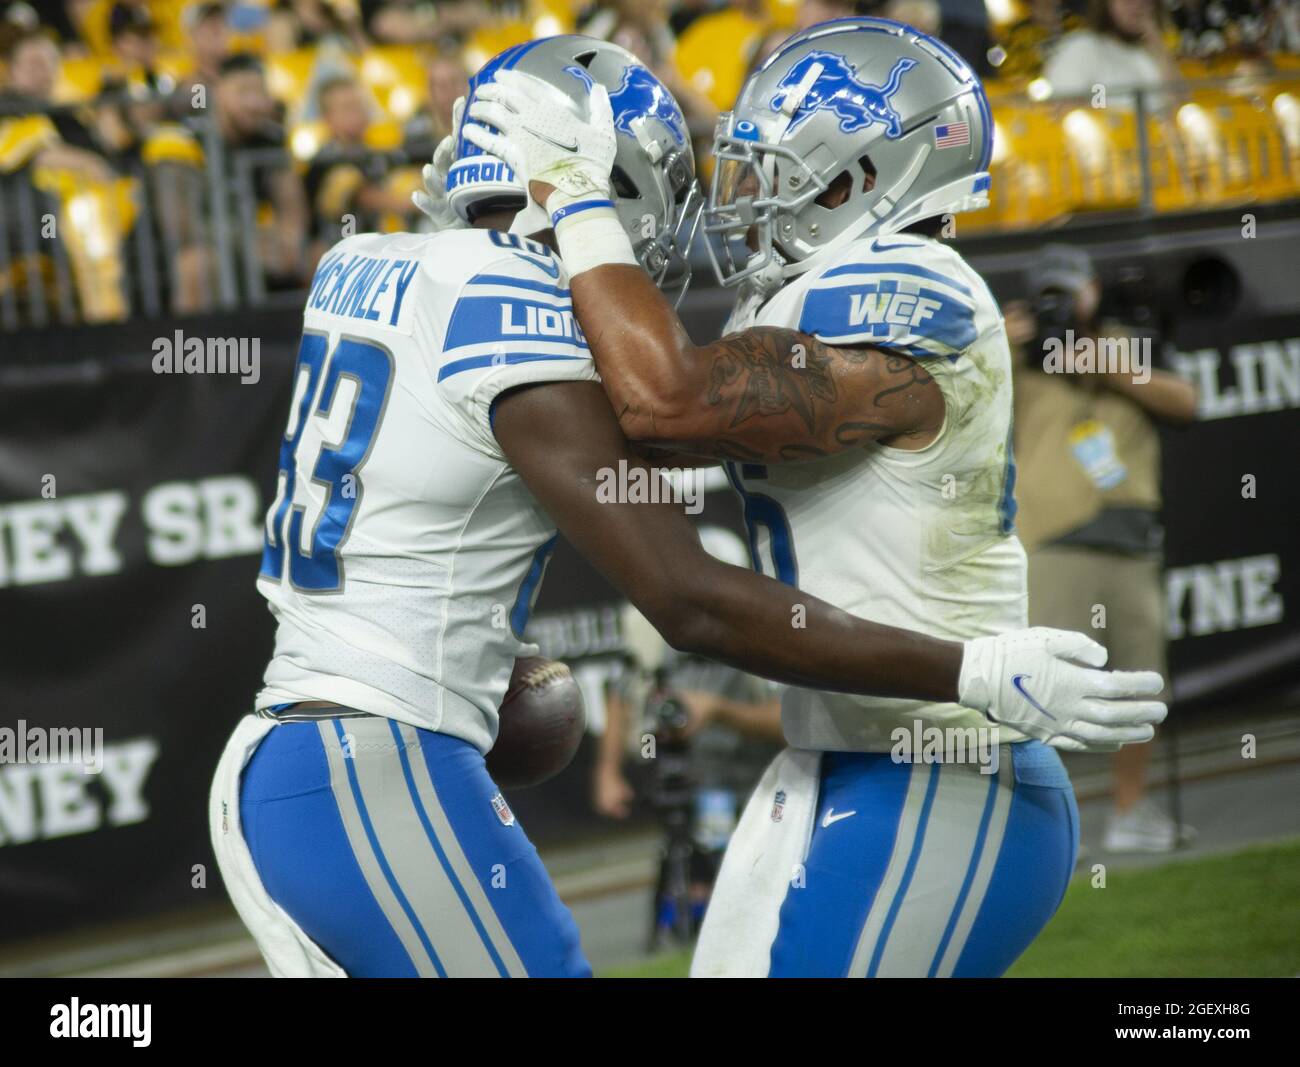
[611,165,640,200]
[815,170,854,209]
[859,155,876,193]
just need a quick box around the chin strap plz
[868,142,932,225]
[727,252,786,331]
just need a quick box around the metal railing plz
[970,75,1300,231]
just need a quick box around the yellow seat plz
[528,0,578,36]
[674,10,770,112]
[266,48,319,108]
[764,0,799,30]
[984,103,1065,228]
[463,20,534,72]
[364,119,404,152]
[358,45,431,122]
[53,57,106,103]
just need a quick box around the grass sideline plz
[601,838,1300,978]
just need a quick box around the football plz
[486,657,587,789]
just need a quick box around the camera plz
[1030,286,1080,363]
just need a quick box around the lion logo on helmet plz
[770,52,917,138]
[566,63,687,146]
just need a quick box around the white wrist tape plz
[546,191,637,278]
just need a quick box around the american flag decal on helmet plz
[934,122,970,149]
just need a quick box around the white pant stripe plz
[316,720,440,977]
[396,723,528,977]
[846,763,935,977]
[933,762,1015,977]
[348,719,500,976]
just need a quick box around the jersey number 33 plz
[259,330,394,592]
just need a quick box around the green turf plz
[1007,838,1300,977]
[603,948,693,978]
[601,838,1300,978]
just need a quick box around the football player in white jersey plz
[211,32,1162,979]
[462,19,1170,976]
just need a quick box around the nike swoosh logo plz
[535,131,578,152]
[512,252,559,278]
[821,808,856,828]
[1011,673,1057,721]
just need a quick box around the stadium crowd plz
[0,0,1297,320]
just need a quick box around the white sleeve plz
[796,240,980,360]
[434,248,599,455]
[1043,33,1099,98]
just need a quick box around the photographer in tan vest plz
[1007,244,1198,853]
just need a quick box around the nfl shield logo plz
[770,789,787,823]
[491,792,515,827]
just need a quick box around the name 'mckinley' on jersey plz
[254,228,598,752]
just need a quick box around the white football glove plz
[462,69,617,206]
[410,98,466,232]
[959,628,1167,752]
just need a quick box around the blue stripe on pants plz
[768,753,913,976]
[412,727,590,977]
[768,741,1076,977]
[950,756,1078,977]
[239,719,590,977]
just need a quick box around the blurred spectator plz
[750,1,983,76]
[306,75,413,244]
[996,0,1083,80]
[107,2,162,89]
[679,0,769,100]
[169,1,231,119]
[580,0,675,56]
[1044,0,1180,105]
[1167,0,1290,59]
[1006,243,1199,854]
[265,0,367,51]
[929,0,995,75]
[359,0,484,45]
[0,23,125,321]
[210,52,307,286]
[884,0,940,37]
[0,26,111,174]
[402,50,466,155]
[4,1,82,50]
[147,52,307,310]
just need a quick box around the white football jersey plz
[255,228,598,752]
[725,234,1029,752]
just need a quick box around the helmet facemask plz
[704,114,830,289]
[619,127,703,305]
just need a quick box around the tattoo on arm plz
[707,329,837,432]
[695,327,940,460]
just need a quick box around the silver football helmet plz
[446,35,701,298]
[704,18,993,288]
